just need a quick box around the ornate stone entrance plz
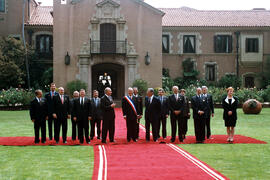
[92,63,124,99]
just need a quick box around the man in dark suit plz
[30,90,48,144]
[180,89,191,140]
[168,86,185,142]
[44,83,59,140]
[90,90,102,140]
[52,87,70,143]
[101,87,116,143]
[133,87,143,140]
[72,89,92,144]
[191,88,209,143]
[122,87,139,142]
[157,88,169,139]
[145,88,161,142]
[202,86,214,139]
[70,91,79,141]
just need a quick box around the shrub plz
[132,79,148,96]
[0,88,35,106]
[218,74,242,89]
[66,80,88,95]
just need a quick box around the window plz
[36,35,53,59]
[205,64,216,81]
[246,38,259,53]
[162,35,170,53]
[100,23,116,53]
[183,35,196,53]
[0,0,5,12]
[245,76,255,88]
[214,35,232,53]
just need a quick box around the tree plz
[0,36,35,89]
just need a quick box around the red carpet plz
[0,108,267,180]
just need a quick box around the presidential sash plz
[124,96,137,116]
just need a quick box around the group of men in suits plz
[30,82,214,144]
[122,85,214,144]
[30,82,117,144]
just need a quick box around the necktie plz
[61,95,64,104]
[175,94,178,100]
[39,98,41,104]
[51,92,54,99]
[95,98,98,107]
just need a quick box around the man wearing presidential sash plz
[122,87,139,142]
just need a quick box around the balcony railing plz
[90,39,127,54]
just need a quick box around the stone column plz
[78,54,91,95]
[127,54,138,87]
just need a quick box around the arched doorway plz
[92,63,125,99]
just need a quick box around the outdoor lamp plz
[145,52,150,65]
[65,52,70,65]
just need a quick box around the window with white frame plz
[183,35,196,53]
[246,38,259,53]
[162,34,170,53]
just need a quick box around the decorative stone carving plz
[127,42,137,55]
[242,99,262,114]
[80,42,90,55]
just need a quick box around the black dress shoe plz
[97,136,101,140]
[86,141,90,144]
[110,140,115,143]
[56,141,59,144]
[102,140,106,143]
[127,139,131,142]
[179,139,183,142]
[170,139,175,143]
[41,141,46,144]
[132,139,137,142]
[63,141,67,144]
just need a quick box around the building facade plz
[1,0,270,98]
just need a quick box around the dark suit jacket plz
[101,95,115,120]
[203,94,214,115]
[122,96,138,118]
[183,96,190,118]
[72,97,92,121]
[191,95,209,119]
[145,96,161,122]
[45,91,59,115]
[158,96,169,118]
[70,98,78,120]
[135,95,143,116]
[53,94,70,119]
[222,96,238,120]
[30,97,48,121]
[91,97,103,119]
[168,94,185,117]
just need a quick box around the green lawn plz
[0,111,94,180]
[141,108,270,180]
[0,109,270,179]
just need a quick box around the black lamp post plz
[65,52,70,65]
[235,31,240,77]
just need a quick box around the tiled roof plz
[26,6,53,26]
[160,7,270,27]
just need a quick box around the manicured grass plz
[140,108,270,179]
[0,111,94,179]
[1,109,270,179]
[179,108,270,180]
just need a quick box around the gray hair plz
[202,86,208,90]
[59,87,64,91]
[73,91,79,95]
[128,87,134,92]
[35,89,42,96]
[158,88,164,92]
[104,87,111,93]
[172,86,179,90]
[147,88,154,93]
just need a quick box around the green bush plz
[0,88,35,106]
[66,80,88,95]
[132,79,148,96]
[218,74,242,89]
